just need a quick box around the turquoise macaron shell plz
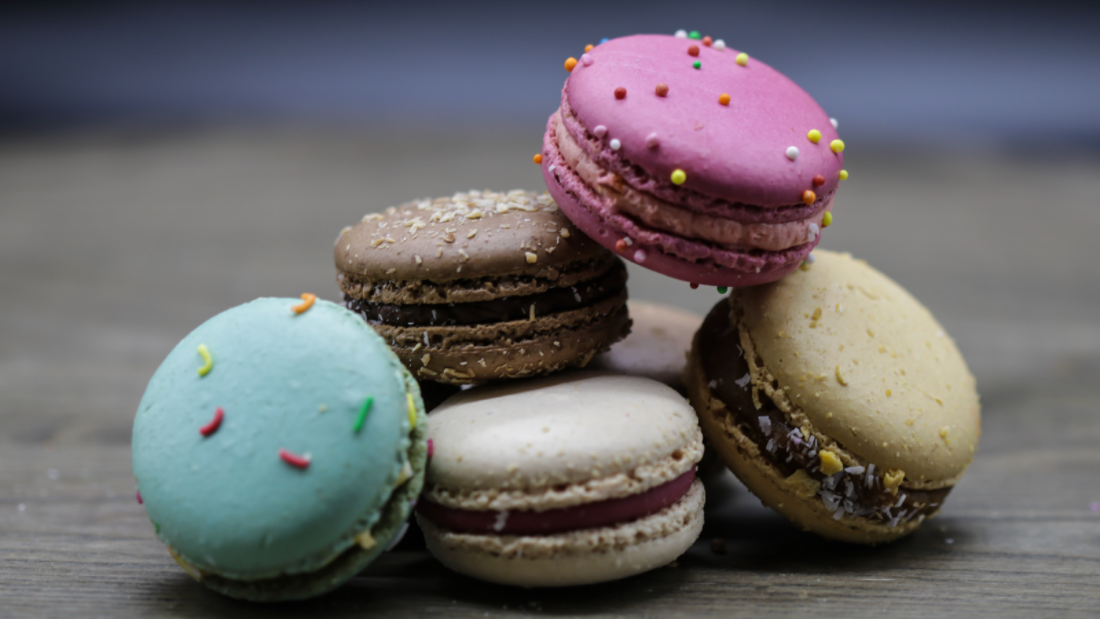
[132,297,420,585]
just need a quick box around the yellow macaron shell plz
[735,250,980,486]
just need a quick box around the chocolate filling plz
[699,299,950,527]
[346,260,627,327]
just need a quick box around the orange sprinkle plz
[688,44,700,57]
[564,57,578,72]
[614,239,629,253]
[292,293,317,314]
[719,93,731,105]
[584,44,594,53]
[702,36,713,47]
[533,153,543,164]
[655,83,669,97]
[802,190,817,206]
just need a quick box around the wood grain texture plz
[1,129,1098,617]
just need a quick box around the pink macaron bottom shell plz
[544,131,819,287]
[416,468,695,536]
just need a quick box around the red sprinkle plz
[614,87,627,99]
[655,83,669,97]
[136,491,143,505]
[702,36,713,47]
[688,44,700,57]
[812,174,826,187]
[427,438,434,458]
[614,239,629,252]
[690,282,700,289]
[199,407,224,437]
[279,449,311,469]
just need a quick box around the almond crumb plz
[835,365,848,386]
[525,252,538,264]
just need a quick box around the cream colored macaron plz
[588,300,702,394]
[416,373,705,587]
[686,250,980,544]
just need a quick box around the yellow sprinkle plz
[196,344,213,377]
[830,139,845,153]
[819,450,844,476]
[807,129,821,143]
[822,211,833,227]
[886,389,892,397]
[407,393,418,429]
[670,169,687,185]
[168,547,204,582]
[355,530,376,550]
[838,169,849,180]
[835,365,848,386]
[735,52,749,66]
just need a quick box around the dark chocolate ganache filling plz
[699,299,951,527]
[346,260,626,327]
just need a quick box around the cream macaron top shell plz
[424,373,703,512]
[735,250,980,487]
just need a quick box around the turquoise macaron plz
[132,297,427,601]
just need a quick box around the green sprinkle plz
[717,286,729,294]
[353,397,373,433]
[689,30,701,40]
[693,61,701,70]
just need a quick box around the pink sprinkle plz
[427,438,434,458]
[633,249,647,263]
[593,125,607,138]
[645,132,660,148]
[580,53,593,66]
[136,491,143,505]
[279,449,311,469]
[199,407,224,437]
[1091,502,1099,512]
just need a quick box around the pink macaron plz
[542,33,847,287]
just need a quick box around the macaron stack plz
[132,28,980,601]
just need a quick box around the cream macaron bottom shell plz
[418,480,703,587]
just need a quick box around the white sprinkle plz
[806,252,816,264]
[765,439,776,453]
[896,494,907,507]
[821,491,840,512]
[833,509,844,520]
[593,125,608,138]
[807,222,820,242]
[785,146,799,161]
[735,374,751,390]
[758,416,772,436]
[830,117,839,129]
[645,132,660,149]
[623,237,633,246]
[610,138,621,150]
[845,465,865,475]
[493,511,509,532]
[675,29,688,38]
[581,53,593,66]
[708,379,718,389]
[713,39,726,50]
[548,165,556,173]
[633,249,647,263]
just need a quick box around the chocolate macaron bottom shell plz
[373,293,630,384]
[416,480,704,588]
[686,300,945,544]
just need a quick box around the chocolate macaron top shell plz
[424,373,702,510]
[734,250,980,484]
[565,34,843,207]
[335,190,607,284]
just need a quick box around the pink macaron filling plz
[417,468,695,536]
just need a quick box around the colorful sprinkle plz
[822,211,833,228]
[646,132,660,148]
[427,438,434,458]
[600,38,610,44]
[136,490,143,505]
[806,252,816,264]
[688,30,701,40]
[614,87,627,99]
[671,169,687,185]
[353,396,373,433]
[615,238,629,253]
[292,293,316,314]
[719,93,731,105]
[702,36,713,47]
[692,61,701,69]
[839,169,849,180]
[802,190,817,205]
[199,407,224,437]
[196,344,213,377]
[812,174,826,187]
[690,282,700,289]
[407,393,417,429]
[610,139,622,150]
[807,129,822,144]
[717,287,729,294]
[713,39,726,51]
[830,139,845,153]
[564,57,577,72]
[585,44,594,52]
[581,54,593,66]
[688,44,700,56]
[675,29,688,38]
[785,146,799,161]
[633,249,647,263]
[735,52,749,66]
[279,449,311,469]
[593,125,608,137]
[532,153,543,164]
[655,82,669,97]
[830,117,839,129]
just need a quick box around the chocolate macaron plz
[686,251,980,543]
[335,190,631,384]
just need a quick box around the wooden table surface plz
[2,129,1099,617]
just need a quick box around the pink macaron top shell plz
[565,34,843,208]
